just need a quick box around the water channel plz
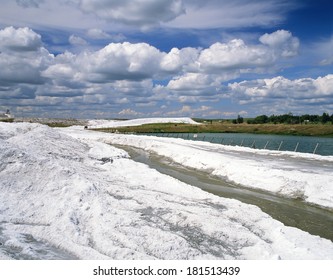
[117,145,333,242]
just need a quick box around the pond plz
[144,132,333,156]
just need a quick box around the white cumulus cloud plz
[198,39,275,71]
[0,26,42,52]
[259,29,299,57]
[0,27,53,86]
[198,30,299,73]
[80,42,164,82]
[226,75,333,113]
[166,73,225,98]
[160,47,200,73]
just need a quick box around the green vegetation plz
[45,122,76,128]
[245,112,333,125]
[94,121,333,137]
[232,115,244,124]
[0,118,14,123]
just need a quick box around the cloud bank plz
[0,26,332,118]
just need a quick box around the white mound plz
[88,117,200,129]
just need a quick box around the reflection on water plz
[120,145,333,242]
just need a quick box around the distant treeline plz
[234,113,333,124]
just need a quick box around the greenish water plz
[118,145,333,242]
[147,132,333,156]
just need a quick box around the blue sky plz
[0,0,332,119]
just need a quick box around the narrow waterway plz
[116,145,333,242]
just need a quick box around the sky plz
[0,0,332,119]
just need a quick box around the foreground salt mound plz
[0,122,41,140]
[88,117,200,129]
[1,123,333,260]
